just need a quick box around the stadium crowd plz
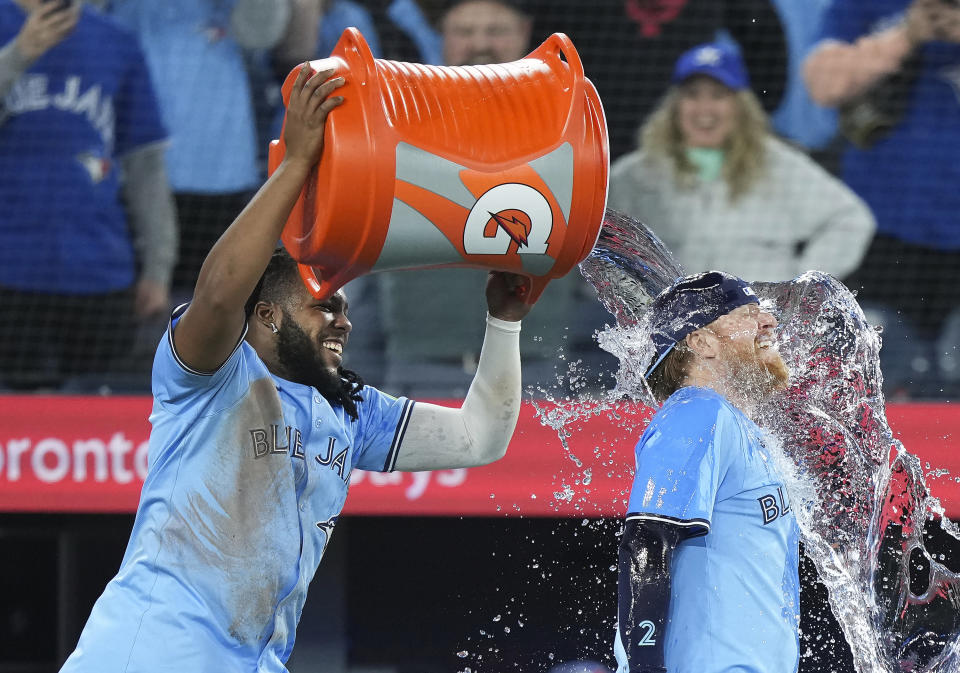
[1,0,958,400]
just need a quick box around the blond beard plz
[724,341,791,404]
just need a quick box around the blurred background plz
[2,0,960,671]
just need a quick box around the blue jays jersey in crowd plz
[621,386,800,673]
[61,309,414,672]
[0,2,166,294]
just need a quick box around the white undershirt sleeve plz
[391,314,522,471]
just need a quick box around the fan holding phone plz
[803,0,960,397]
[7,0,77,63]
[0,0,177,390]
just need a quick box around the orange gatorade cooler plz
[268,27,608,303]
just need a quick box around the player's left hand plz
[485,271,534,322]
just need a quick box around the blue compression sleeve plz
[617,519,682,673]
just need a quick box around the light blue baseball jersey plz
[622,386,800,673]
[61,308,414,672]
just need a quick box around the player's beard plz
[275,315,345,403]
[726,340,791,403]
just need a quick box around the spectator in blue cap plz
[614,270,800,673]
[608,41,875,284]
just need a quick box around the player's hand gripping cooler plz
[268,27,609,303]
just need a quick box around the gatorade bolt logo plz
[463,183,553,255]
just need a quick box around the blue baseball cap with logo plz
[671,42,750,91]
[646,270,759,377]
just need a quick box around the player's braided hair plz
[338,369,366,421]
[245,248,366,420]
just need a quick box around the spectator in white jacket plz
[608,41,875,283]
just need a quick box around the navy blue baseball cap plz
[671,42,749,91]
[646,271,758,377]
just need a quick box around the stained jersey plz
[616,386,800,673]
[61,307,414,673]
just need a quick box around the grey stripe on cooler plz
[369,198,462,272]
[394,142,475,209]
[528,142,574,223]
[520,253,556,275]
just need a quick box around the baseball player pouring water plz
[61,64,535,672]
[615,271,801,673]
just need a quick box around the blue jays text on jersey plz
[4,73,116,150]
[247,423,352,483]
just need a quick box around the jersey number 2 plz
[637,620,657,646]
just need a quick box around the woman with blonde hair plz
[608,42,875,283]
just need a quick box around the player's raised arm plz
[392,271,533,470]
[173,65,344,373]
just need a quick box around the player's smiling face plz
[276,288,351,388]
[708,302,790,395]
[712,303,774,352]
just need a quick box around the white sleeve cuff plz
[486,312,522,333]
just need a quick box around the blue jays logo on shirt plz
[76,152,111,183]
[316,517,337,553]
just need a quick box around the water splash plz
[755,273,960,672]
[576,210,960,673]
